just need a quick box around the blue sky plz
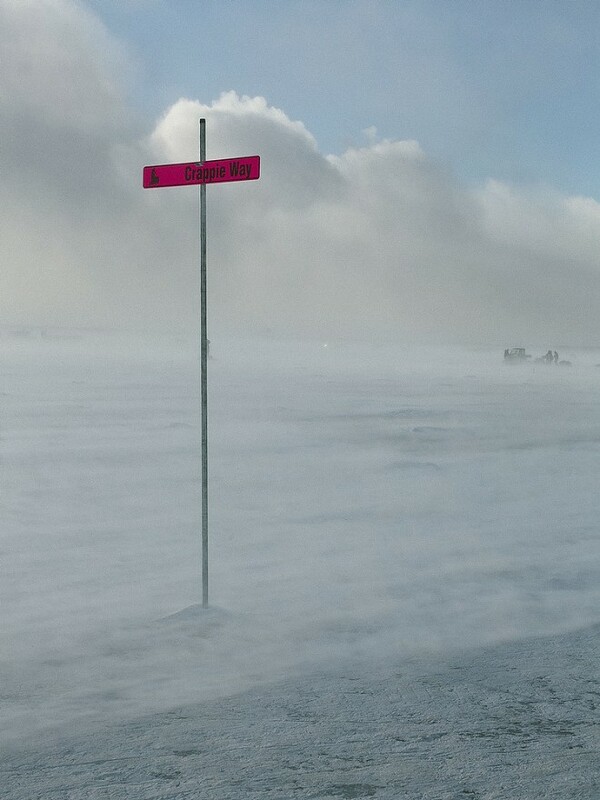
[87,0,600,197]
[3,0,600,343]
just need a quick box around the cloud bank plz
[2,0,600,344]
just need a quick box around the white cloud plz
[0,0,128,133]
[2,0,600,345]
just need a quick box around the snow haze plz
[3,332,600,752]
[3,3,600,795]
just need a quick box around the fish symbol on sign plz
[150,168,159,186]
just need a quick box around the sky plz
[3,0,600,344]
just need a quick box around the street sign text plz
[143,155,260,189]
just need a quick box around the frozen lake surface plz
[4,623,600,798]
[3,331,600,797]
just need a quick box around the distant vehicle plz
[504,347,531,362]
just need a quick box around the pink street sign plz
[143,155,260,189]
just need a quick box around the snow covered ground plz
[2,330,600,797]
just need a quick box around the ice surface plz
[4,623,600,798]
[2,330,600,796]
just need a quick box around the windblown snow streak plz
[2,332,600,795]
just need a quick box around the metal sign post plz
[143,120,260,608]
[199,119,208,608]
